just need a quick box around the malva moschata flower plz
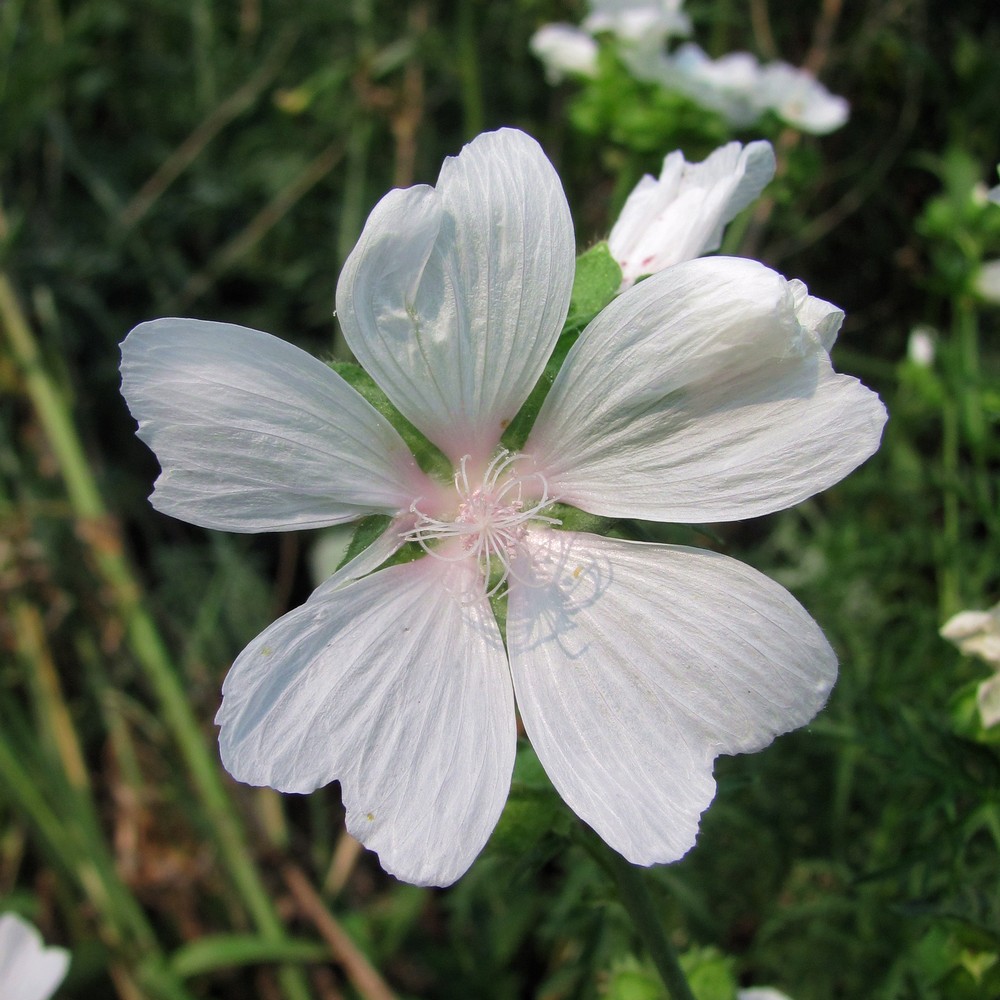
[608,140,776,289]
[582,0,691,47]
[941,601,1000,728]
[0,913,69,1000]
[652,43,849,135]
[529,23,600,83]
[120,128,886,886]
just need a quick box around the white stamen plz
[402,450,561,597]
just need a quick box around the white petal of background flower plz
[665,44,764,126]
[940,603,1000,665]
[530,23,600,82]
[216,556,516,887]
[609,140,775,288]
[976,259,1000,303]
[336,128,576,465]
[977,674,1000,729]
[527,256,887,522]
[120,319,430,532]
[0,914,69,1000]
[583,0,692,44]
[754,62,849,135]
[506,531,836,866]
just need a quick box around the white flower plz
[906,326,936,367]
[120,128,887,887]
[941,605,1000,666]
[0,914,69,1000]
[975,258,1000,303]
[583,0,691,46]
[530,24,599,83]
[753,62,850,135]
[941,603,1000,728]
[661,43,765,126]
[662,44,849,135]
[738,990,795,1000]
[608,140,776,289]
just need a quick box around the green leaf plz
[679,947,739,1000]
[501,245,621,451]
[170,934,329,978]
[488,743,573,860]
[337,514,393,573]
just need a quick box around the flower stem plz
[580,828,697,1000]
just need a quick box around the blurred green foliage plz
[2,0,1000,998]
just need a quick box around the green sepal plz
[336,514,392,573]
[548,503,614,537]
[329,360,452,481]
[501,245,621,451]
[564,241,622,337]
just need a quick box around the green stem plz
[457,0,484,138]
[582,830,697,1000]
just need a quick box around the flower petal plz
[507,530,836,866]
[216,556,516,886]
[530,23,600,82]
[609,141,775,288]
[121,318,430,532]
[754,62,849,135]
[306,511,420,604]
[0,914,70,1000]
[336,128,575,464]
[526,257,887,522]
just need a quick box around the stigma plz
[401,450,561,596]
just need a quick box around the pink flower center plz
[402,449,560,596]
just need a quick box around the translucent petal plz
[507,530,836,865]
[526,257,886,522]
[0,914,70,1000]
[530,23,599,82]
[121,318,430,531]
[336,128,575,464]
[216,557,516,886]
[609,141,775,288]
[306,514,412,604]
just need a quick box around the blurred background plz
[2,0,999,997]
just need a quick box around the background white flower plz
[941,602,1000,727]
[975,258,1000,303]
[660,43,764,126]
[0,914,69,1000]
[529,24,599,83]
[583,0,691,46]
[608,140,776,288]
[754,61,850,135]
[121,128,886,887]
[906,325,936,367]
[641,42,849,135]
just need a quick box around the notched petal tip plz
[216,557,517,887]
[336,127,575,464]
[508,531,837,866]
[119,316,425,532]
